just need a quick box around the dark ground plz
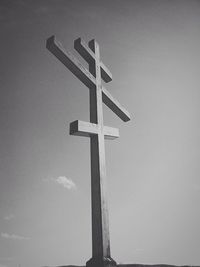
[45,264,200,267]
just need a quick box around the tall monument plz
[46,36,130,267]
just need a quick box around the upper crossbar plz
[74,38,112,83]
[46,36,96,90]
[46,36,131,122]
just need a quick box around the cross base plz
[86,256,117,267]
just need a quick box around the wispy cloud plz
[55,176,76,190]
[4,214,15,221]
[1,232,29,240]
[43,176,76,190]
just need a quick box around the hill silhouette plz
[42,264,200,267]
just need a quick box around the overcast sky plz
[1,1,200,267]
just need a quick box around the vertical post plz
[86,40,116,267]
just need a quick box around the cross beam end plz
[70,120,98,137]
[46,35,56,51]
[104,126,119,140]
[102,86,131,122]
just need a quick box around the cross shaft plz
[89,39,112,260]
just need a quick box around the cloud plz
[0,264,7,267]
[43,176,76,190]
[55,176,76,190]
[4,214,14,220]
[1,232,29,240]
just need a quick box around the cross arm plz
[102,86,131,122]
[74,38,112,83]
[104,126,119,140]
[46,36,96,90]
[70,120,98,137]
[70,120,119,140]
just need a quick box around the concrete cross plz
[46,36,131,267]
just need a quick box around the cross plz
[46,36,131,267]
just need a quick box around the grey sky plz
[0,1,200,267]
